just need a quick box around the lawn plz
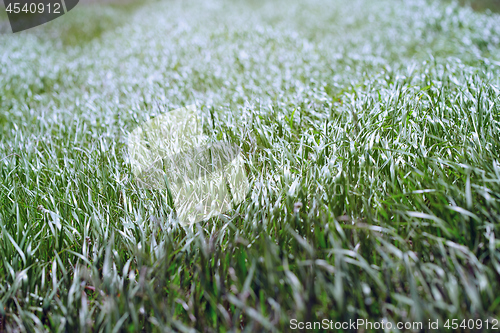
[1,0,500,331]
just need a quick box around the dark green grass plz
[1,0,500,331]
[458,0,500,12]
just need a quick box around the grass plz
[457,0,500,13]
[0,0,500,331]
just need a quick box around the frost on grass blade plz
[128,105,249,225]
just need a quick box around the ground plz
[0,0,500,331]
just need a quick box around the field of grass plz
[1,0,500,331]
